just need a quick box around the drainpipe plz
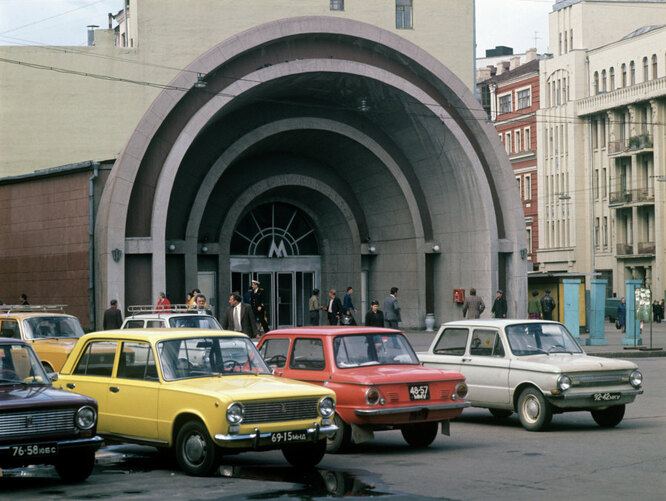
[89,162,100,330]
[472,0,478,100]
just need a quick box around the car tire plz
[55,449,95,483]
[326,414,351,453]
[517,387,552,431]
[489,408,513,419]
[282,439,326,468]
[400,421,438,448]
[591,404,625,428]
[175,420,219,476]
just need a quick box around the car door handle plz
[109,386,120,393]
[462,358,471,362]
[66,383,76,389]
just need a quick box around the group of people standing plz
[462,289,508,319]
[308,286,402,329]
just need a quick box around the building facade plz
[0,0,528,328]
[537,0,666,299]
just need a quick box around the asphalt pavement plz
[403,317,666,357]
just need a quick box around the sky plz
[0,0,554,56]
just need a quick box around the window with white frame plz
[603,216,608,246]
[594,217,600,247]
[524,174,532,200]
[396,0,413,29]
[515,129,521,152]
[505,132,511,154]
[516,176,522,198]
[524,127,531,150]
[499,93,512,114]
[517,88,531,109]
[526,227,533,255]
[652,54,658,79]
[330,0,344,10]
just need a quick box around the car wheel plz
[326,414,351,453]
[517,388,553,431]
[489,408,513,419]
[400,421,438,448]
[282,439,326,468]
[175,420,219,476]
[591,405,625,428]
[55,449,95,483]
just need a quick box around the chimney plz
[510,56,521,70]
[496,61,509,75]
[526,48,537,62]
[86,25,99,46]
[477,67,492,82]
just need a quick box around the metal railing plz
[608,134,653,154]
[609,187,654,205]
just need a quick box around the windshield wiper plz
[525,345,549,355]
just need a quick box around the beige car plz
[418,320,643,431]
[0,305,85,372]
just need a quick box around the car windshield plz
[22,316,85,340]
[333,333,420,368]
[505,323,583,356]
[0,343,50,384]
[157,336,270,380]
[168,316,222,329]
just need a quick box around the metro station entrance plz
[229,202,321,329]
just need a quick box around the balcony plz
[637,242,655,255]
[616,243,633,255]
[609,187,654,207]
[608,134,653,156]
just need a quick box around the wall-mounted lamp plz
[194,73,207,89]
[368,245,376,253]
[558,194,571,200]
[167,244,176,252]
[358,97,371,112]
[111,248,122,262]
[201,245,208,253]
[432,244,441,253]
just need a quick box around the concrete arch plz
[95,15,526,326]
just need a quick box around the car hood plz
[0,384,96,409]
[166,374,335,400]
[30,338,79,350]
[331,365,464,384]
[512,353,638,373]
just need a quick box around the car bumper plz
[353,401,470,416]
[547,389,643,408]
[214,423,338,449]
[0,435,103,466]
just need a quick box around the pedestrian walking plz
[383,287,401,329]
[342,287,358,325]
[491,290,507,318]
[103,299,123,330]
[462,288,485,319]
[365,300,384,327]
[308,289,321,326]
[222,293,258,337]
[154,292,172,313]
[323,289,342,325]
[617,297,626,332]
[540,289,556,320]
[250,280,270,333]
[528,290,542,319]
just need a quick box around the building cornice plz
[577,76,666,116]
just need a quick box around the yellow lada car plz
[0,305,85,372]
[57,329,337,476]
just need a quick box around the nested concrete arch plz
[95,15,526,327]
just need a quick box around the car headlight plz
[75,405,97,430]
[557,374,572,391]
[226,402,244,424]
[630,370,643,388]
[453,382,468,400]
[365,387,380,405]
[318,396,335,418]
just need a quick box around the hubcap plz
[184,433,206,465]
[524,396,540,422]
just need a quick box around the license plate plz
[270,430,308,444]
[593,392,622,402]
[409,384,430,401]
[11,443,58,458]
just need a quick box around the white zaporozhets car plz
[418,320,643,431]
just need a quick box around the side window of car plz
[73,341,118,376]
[0,320,20,339]
[123,320,145,329]
[147,320,165,328]
[290,338,325,370]
[117,342,158,380]
[470,329,504,357]
[259,338,290,368]
[433,328,469,355]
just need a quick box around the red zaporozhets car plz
[257,327,469,452]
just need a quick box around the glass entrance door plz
[276,273,293,328]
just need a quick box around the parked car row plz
[0,305,644,484]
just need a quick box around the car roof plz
[82,328,247,343]
[440,319,562,328]
[124,313,214,319]
[0,336,28,345]
[1,312,78,320]
[262,326,403,337]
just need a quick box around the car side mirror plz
[48,372,58,382]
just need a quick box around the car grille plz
[0,408,76,438]
[571,373,630,387]
[243,399,319,424]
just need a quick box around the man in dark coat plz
[491,290,508,318]
[365,300,384,327]
[540,289,556,320]
[250,280,270,333]
[222,293,258,338]
[323,289,342,325]
[103,299,123,329]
